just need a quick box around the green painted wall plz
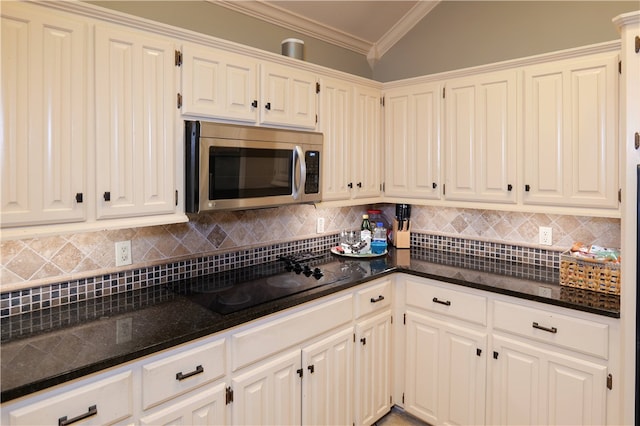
[88,1,639,83]
[373,1,639,82]
[87,1,374,78]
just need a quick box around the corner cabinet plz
[384,82,442,200]
[319,78,382,202]
[94,23,177,219]
[522,52,619,209]
[444,70,517,203]
[1,2,87,227]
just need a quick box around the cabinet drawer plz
[9,371,132,426]
[493,300,609,359]
[232,294,353,371]
[355,278,392,319]
[142,338,226,409]
[405,277,487,325]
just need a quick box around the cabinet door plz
[231,349,301,426]
[445,70,517,203]
[139,382,227,426]
[384,83,441,199]
[301,327,353,426]
[260,63,317,129]
[95,24,176,219]
[405,311,487,425]
[319,77,352,201]
[354,311,392,426]
[1,3,86,226]
[181,43,258,122]
[351,84,382,199]
[523,53,618,208]
[490,335,607,426]
[404,311,440,424]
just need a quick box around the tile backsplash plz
[1,204,620,293]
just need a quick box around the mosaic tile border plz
[0,233,562,320]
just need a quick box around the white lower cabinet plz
[301,327,354,426]
[354,310,392,426]
[404,310,487,426]
[489,334,607,426]
[139,382,228,426]
[231,349,301,425]
[7,371,133,426]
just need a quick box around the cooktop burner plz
[168,252,363,315]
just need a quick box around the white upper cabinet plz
[319,77,353,201]
[384,82,442,200]
[181,43,258,122]
[1,3,87,227]
[260,63,317,129]
[319,78,382,202]
[444,70,517,203]
[522,52,619,209]
[351,84,383,199]
[95,23,177,219]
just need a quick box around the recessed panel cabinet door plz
[354,311,391,426]
[260,63,317,129]
[319,77,352,201]
[490,335,607,426]
[181,43,258,122]
[301,327,353,426]
[384,83,441,199]
[1,3,86,226]
[231,349,301,426]
[523,53,618,208]
[444,70,517,203]
[95,24,176,219]
[351,84,382,199]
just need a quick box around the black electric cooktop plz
[168,252,367,315]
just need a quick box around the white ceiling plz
[214,1,440,66]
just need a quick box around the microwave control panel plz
[305,151,320,194]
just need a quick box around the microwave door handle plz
[293,146,306,200]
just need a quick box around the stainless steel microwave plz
[185,121,323,213]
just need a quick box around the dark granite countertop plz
[0,247,619,402]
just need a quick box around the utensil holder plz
[392,218,410,248]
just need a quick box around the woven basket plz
[560,251,621,295]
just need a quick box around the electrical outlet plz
[539,226,553,246]
[316,217,325,234]
[115,240,132,266]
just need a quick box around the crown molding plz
[372,1,440,61]
[213,0,372,55]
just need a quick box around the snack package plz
[570,242,620,263]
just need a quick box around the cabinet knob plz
[360,337,366,345]
[307,365,315,374]
[265,102,271,110]
[347,182,353,189]
[103,191,111,202]
[432,182,437,189]
[525,184,530,192]
[251,100,258,108]
[75,193,83,203]
[507,184,513,191]
[357,182,362,188]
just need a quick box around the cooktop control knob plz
[293,262,303,274]
[303,265,313,277]
[312,268,323,279]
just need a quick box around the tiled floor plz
[375,407,430,426]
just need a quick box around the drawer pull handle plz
[59,405,97,426]
[176,365,204,381]
[532,322,557,334]
[370,295,385,303]
[432,297,451,306]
